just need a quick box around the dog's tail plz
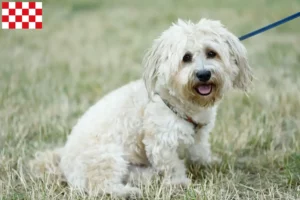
[29,147,65,182]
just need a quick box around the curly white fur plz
[30,18,252,198]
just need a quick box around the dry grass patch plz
[0,0,299,199]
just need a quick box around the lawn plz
[0,0,300,199]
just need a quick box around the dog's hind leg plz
[126,165,157,186]
[60,143,141,198]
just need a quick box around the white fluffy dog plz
[30,18,252,197]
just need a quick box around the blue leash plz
[239,12,300,41]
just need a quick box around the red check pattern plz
[2,2,42,29]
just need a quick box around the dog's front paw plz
[163,176,191,187]
[210,155,222,165]
[192,154,222,166]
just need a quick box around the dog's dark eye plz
[182,52,193,63]
[206,50,217,59]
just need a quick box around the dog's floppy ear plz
[142,39,161,99]
[143,21,187,98]
[225,33,253,91]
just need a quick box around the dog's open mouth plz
[195,84,213,96]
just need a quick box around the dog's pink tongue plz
[197,84,212,95]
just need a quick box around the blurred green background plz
[0,0,299,199]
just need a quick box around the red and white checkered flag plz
[2,2,42,29]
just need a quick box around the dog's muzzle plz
[196,70,211,82]
[195,70,213,96]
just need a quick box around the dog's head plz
[143,19,253,107]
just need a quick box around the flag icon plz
[2,2,42,29]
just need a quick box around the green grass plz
[1,0,300,199]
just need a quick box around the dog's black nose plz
[196,70,211,82]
